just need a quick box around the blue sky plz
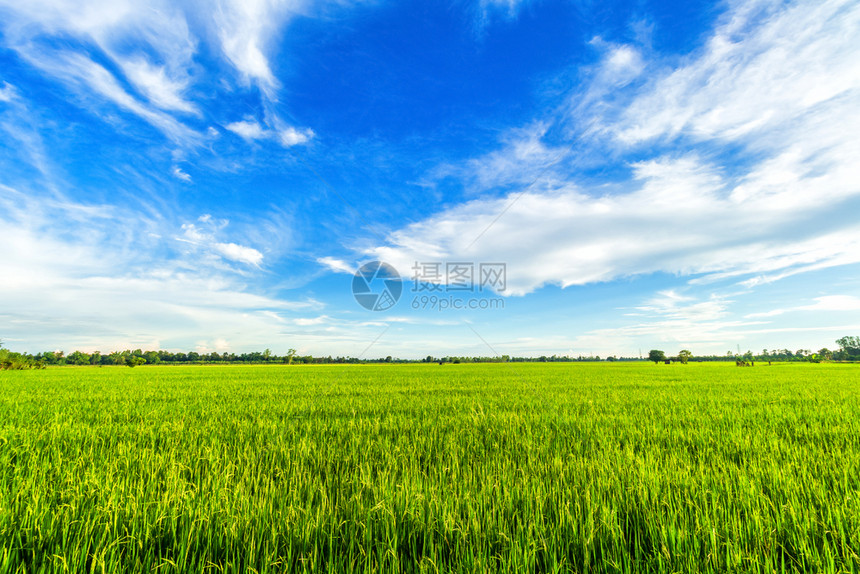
[1,0,858,358]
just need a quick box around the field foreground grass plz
[1,362,859,573]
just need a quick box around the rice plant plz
[0,362,858,572]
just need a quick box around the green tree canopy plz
[836,336,860,358]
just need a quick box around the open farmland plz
[1,362,859,573]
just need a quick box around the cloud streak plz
[0,186,312,352]
[178,215,265,268]
[355,0,860,296]
[226,119,313,147]
[0,0,317,148]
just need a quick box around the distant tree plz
[836,336,860,359]
[678,350,692,364]
[0,345,42,370]
[648,350,666,364]
[286,349,297,365]
[67,351,90,366]
[126,356,146,368]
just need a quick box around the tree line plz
[2,336,858,370]
[646,337,860,364]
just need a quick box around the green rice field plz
[1,362,859,572]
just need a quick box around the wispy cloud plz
[0,0,201,142]
[121,58,198,115]
[317,257,355,274]
[12,47,199,144]
[0,0,318,149]
[614,0,859,144]
[212,242,264,267]
[172,166,192,182]
[0,82,61,189]
[0,81,17,102]
[353,0,860,295]
[226,119,268,140]
[746,295,860,318]
[214,0,306,94]
[226,118,314,147]
[0,185,315,352]
[565,291,769,356]
[476,0,534,27]
[294,315,330,326]
[365,154,860,294]
[278,126,314,146]
[178,215,264,268]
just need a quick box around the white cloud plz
[214,0,306,94]
[225,119,315,147]
[279,126,314,147]
[294,315,330,326]
[354,0,860,295]
[213,242,264,266]
[11,47,198,144]
[463,122,562,192]
[0,184,315,353]
[225,119,268,140]
[636,290,729,322]
[747,295,860,318]
[0,0,201,142]
[365,153,860,294]
[801,295,860,312]
[604,45,643,80]
[0,81,18,102]
[172,166,192,182]
[121,58,197,114]
[561,291,779,356]
[0,83,62,188]
[589,41,645,88]
[614,0,860,144]
[178,215,263,267]
[317,257,355,274]
[478,0,533,23]
[0,0,318,147]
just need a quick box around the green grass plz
[1,362,859,572]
